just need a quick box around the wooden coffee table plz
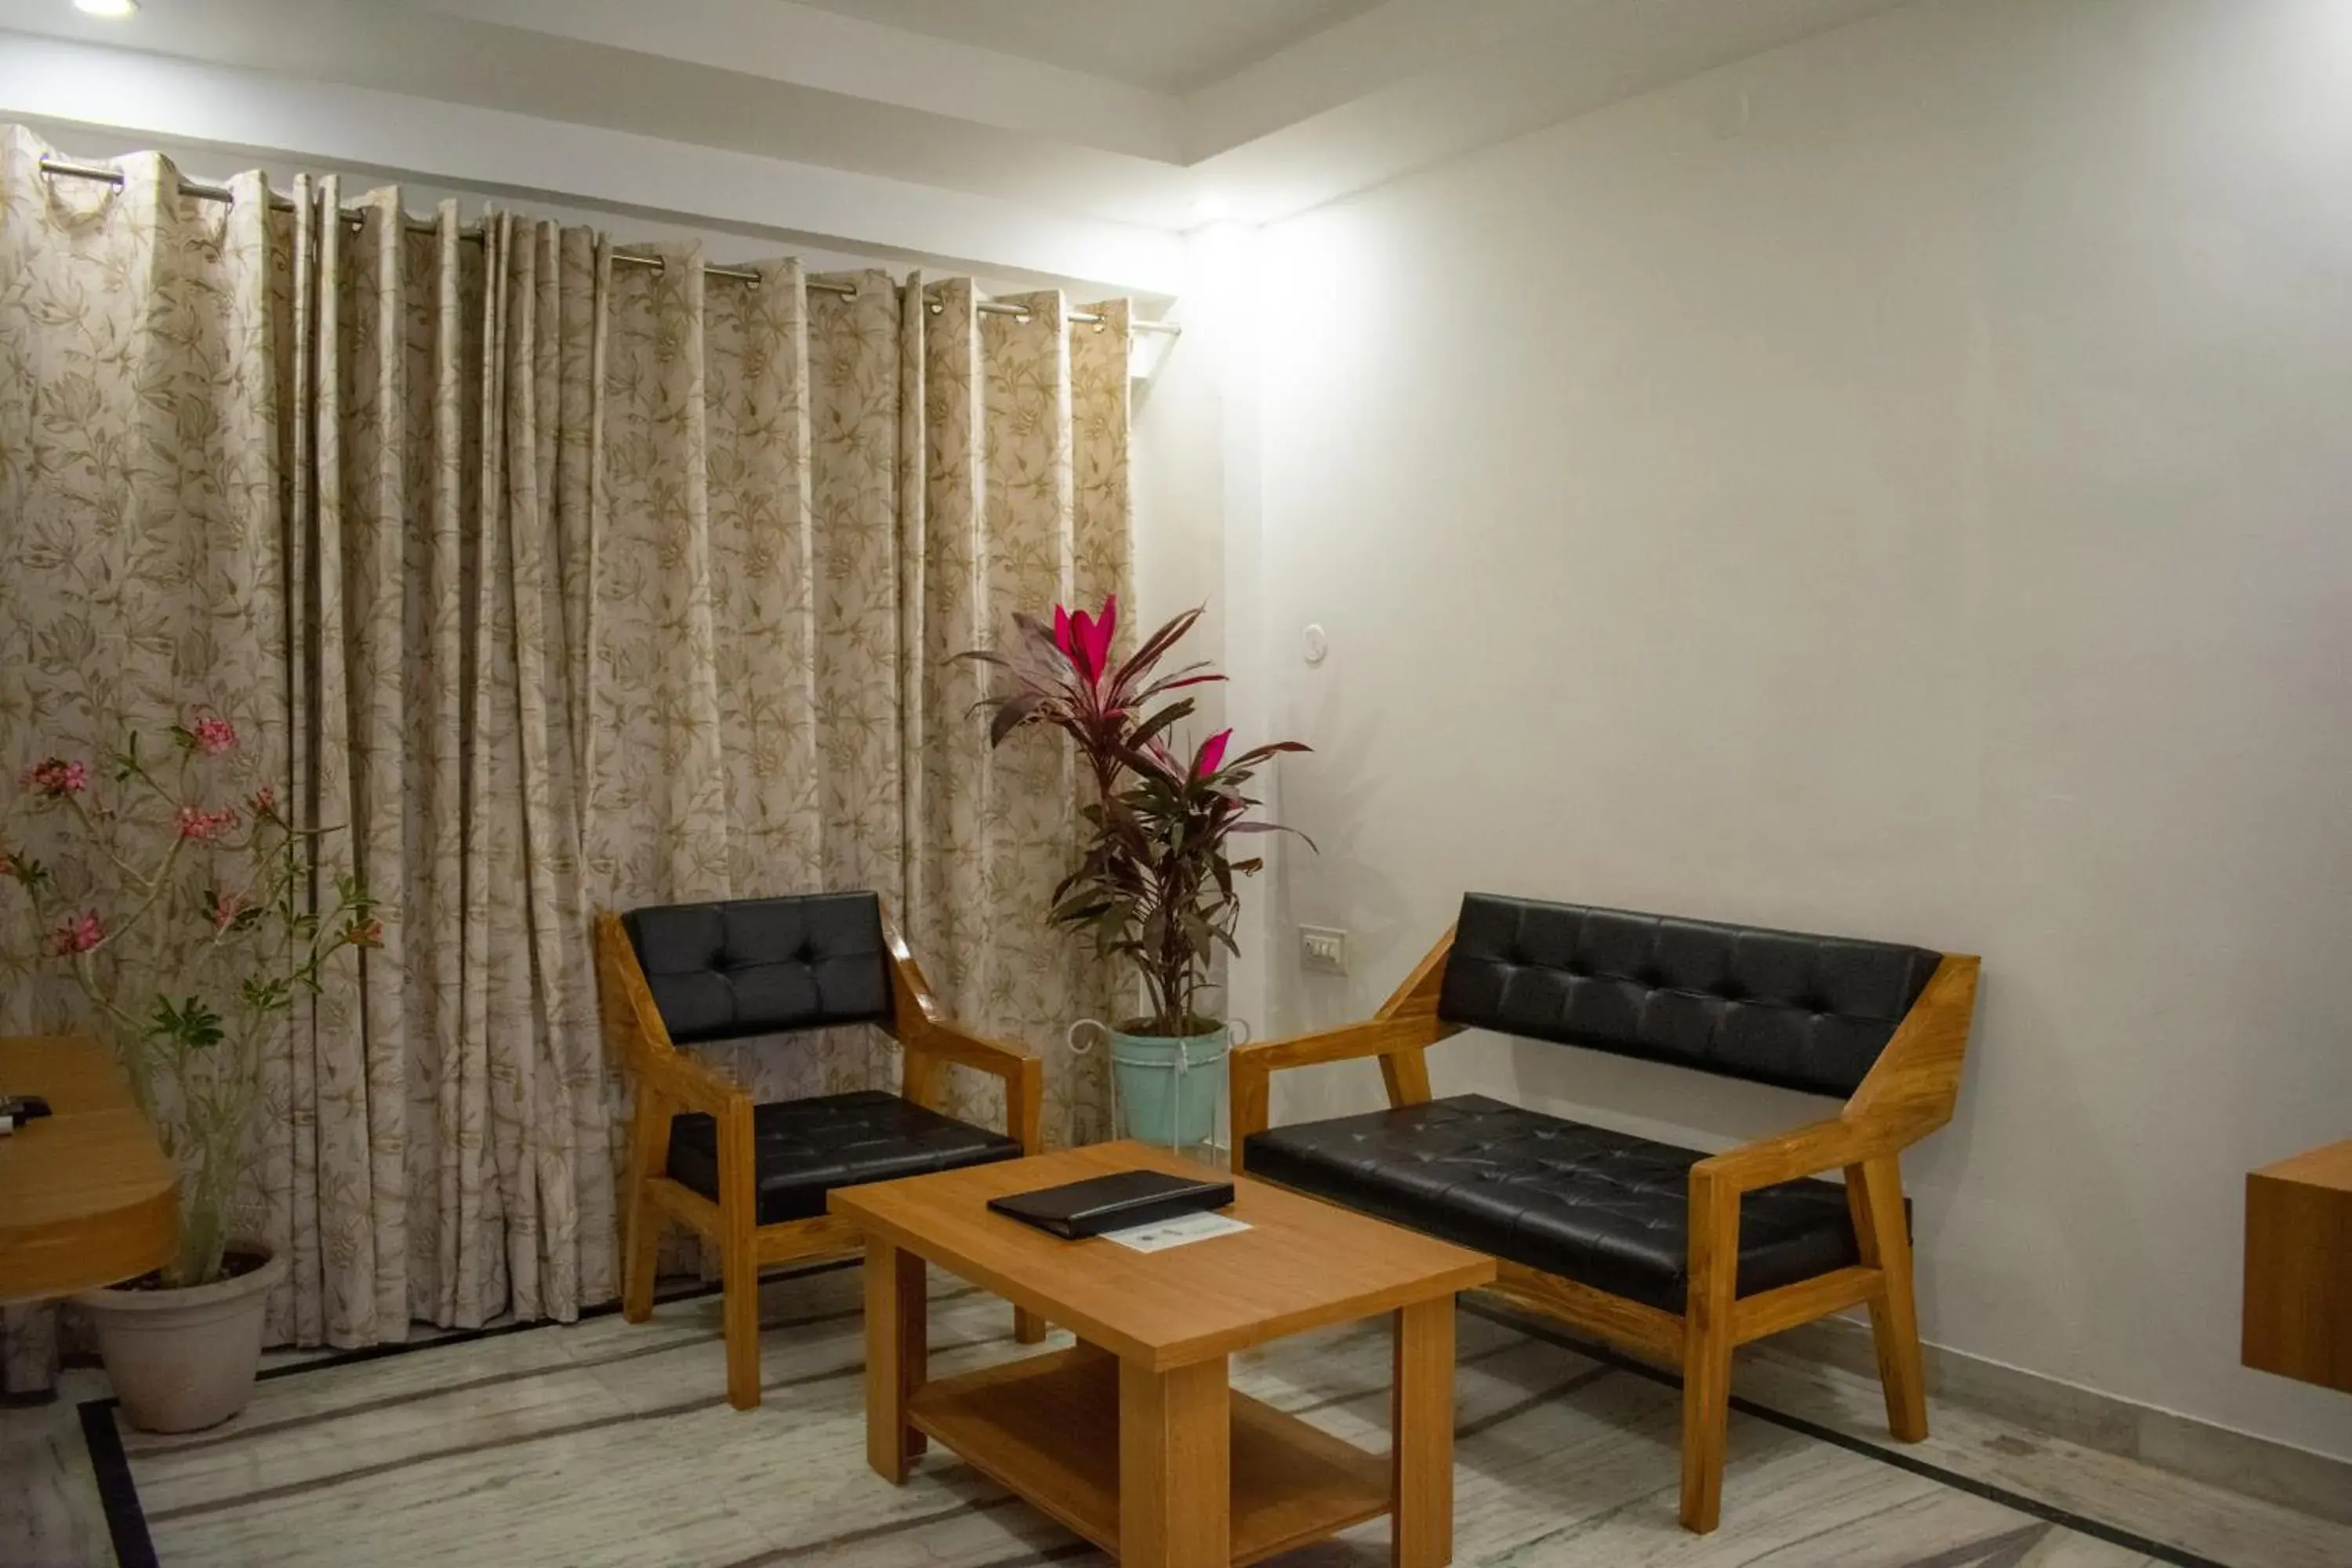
[829,1141,1494,1568]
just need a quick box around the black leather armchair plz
[594,892,1043,1410]
[1232,893,1979,1534]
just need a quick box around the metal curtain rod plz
[38,156,1178,334]
[608,250,856,297]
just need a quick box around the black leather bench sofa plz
[1231,892,1978,1534]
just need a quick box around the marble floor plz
[3,1264,2345,1568]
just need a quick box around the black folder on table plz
[986,1169,1234,1240]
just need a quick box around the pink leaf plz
[1091,594,1118,671]
[1195,728,1232,778]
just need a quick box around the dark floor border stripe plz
[1462,1298,2238,1568]
[76,1396,157,1568]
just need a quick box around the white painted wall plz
[1246,0,2352,1460]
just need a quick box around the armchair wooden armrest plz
[633,1046,748,1120]
[879,906,1043,1156]
[900,1016,1040,1087]
[593,910,747,1118]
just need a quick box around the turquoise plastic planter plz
[1069,1019,1247,1149]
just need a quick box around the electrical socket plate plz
[1300,925,1349,975]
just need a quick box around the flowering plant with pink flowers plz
[964,598,1308,1037]
[2,713,380,1287]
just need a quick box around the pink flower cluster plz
[47,911,103,956]
[24,757,88,798]
[247,785,278,819]
[209,891,249,932]
[176,804,240,843]
[188,713,238,756]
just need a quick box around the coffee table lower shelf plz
[906,1345,1392,1566]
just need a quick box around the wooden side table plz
[0,1035,179,1305]
[833,1141,1494,1568]
[2243,1138,2352,1395]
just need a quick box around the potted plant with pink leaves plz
[2,713,379,1432]
[966,597,1308,1150]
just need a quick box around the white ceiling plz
[0,0,1922,274]
[793,0,1388,93]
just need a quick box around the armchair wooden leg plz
[621,1094,666,1324]
[1849,1156,1929,1443]
[720,1099,762,1410]
[1680,1173,1738,1534]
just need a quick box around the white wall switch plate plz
[1300,925,1349,975]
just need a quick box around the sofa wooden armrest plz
[1232,927,1465,1167]
[1231,1016,1454,1163]
[1693,956,1979,1196]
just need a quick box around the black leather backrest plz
[622,892,894,1045]
[1438,893,1941,1098]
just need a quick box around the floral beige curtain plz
[0,125,1131,1348]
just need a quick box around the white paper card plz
[1099,1210,1253,1253]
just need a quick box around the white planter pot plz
[74,1243,286,1433]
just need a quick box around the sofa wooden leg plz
[720,1099,761,1410]
[621,1098,666,1325]
[1679,1317,1734,1533]
[1681,1171,1738,1534]
[1014,1306,1047,1344]
[1849,1156,1929,1442]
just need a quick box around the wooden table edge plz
[829,1192,1496,1371]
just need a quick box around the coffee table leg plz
[1119,1355,1229,1568]
[863,1240,927,1483]
[1393,1297,1456,1568]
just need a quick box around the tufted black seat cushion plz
[1244,1094,1877,1313]
[667,1090,1022,1225]
[624,893,894,1046]
[1441,894,1940,1098]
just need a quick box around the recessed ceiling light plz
[74,0,138,16]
